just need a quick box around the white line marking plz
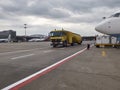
[11,54,35,60]
[2,48,87,90]
[43,50,54,53]
[0,47,48,55]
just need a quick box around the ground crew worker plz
[87,44,90,50]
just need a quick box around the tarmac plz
[0,41,120,90]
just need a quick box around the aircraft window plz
[112,13,120,17]
[109,13,120,18]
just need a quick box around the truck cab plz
[50,30,67,47]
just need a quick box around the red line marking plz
[4,48,87,90]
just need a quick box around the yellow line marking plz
[102,51,106,57]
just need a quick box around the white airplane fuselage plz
[95,11,120,40]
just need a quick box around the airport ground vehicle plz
[49,29,82,47]
[95,35,120,48]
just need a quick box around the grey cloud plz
[0,0,120,24]
[0,0,71,19]
[26,1,71,18]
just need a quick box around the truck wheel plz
[65,41,68,47]
[96,45,99,48]
[63,41,67,47]
[71,43,74,46]
[63,42,65,47]
[53,45,56,47]
[78,41,82,45]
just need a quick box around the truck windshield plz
[50,31,65,37]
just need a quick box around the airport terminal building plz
[0,30,48,42]
[0,30,16,42]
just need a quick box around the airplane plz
[95,10,120,43]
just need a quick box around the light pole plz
[24,24,27,37]
[24,24,27,41]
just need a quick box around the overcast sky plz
[0,0,119,36]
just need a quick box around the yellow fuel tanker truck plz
[49,29,82,47]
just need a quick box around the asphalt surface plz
[0,41,120,90]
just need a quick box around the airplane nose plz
[95,24,102,32]
[95,23,105,33]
